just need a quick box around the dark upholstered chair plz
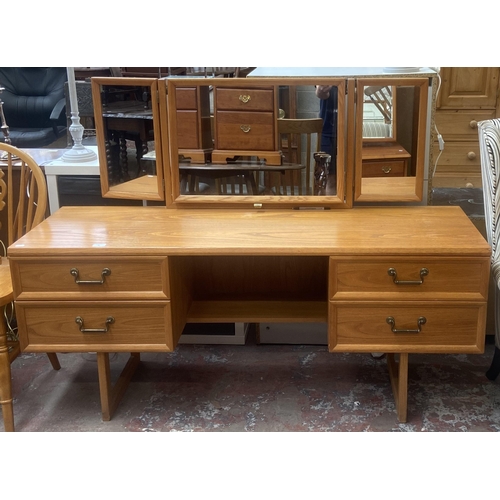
[0,67,67,148]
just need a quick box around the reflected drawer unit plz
[212,86,282,165]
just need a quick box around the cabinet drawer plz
[216,88,274,112]
[176,87,198,109]
[436,141,481,167]
[362,160,406,177]
[329,257,489,300]
[11,258,170,300]
[16,301,174,351]
[329,302,486,353]
[435,109,496,140]
[216,111,275,151]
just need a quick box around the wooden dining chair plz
[273,118,323,195]
[0,143,61,432]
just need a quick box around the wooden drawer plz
[176,87,198,109]
[16,301,174,351]
[10,257,170,300]
[436,141,481,168]
[329,257,489,300]
[216,111,275,151]
[362,160,406,178]
[329,301,486,353]
[435,109,496,141]
[216,88,274,112]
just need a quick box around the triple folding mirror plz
[91,74,431,208]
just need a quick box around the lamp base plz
[61,145,97,163]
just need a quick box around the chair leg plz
[46,353,61,370]
[486,346,500,381]
[0,320,14,432]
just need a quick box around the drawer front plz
[329,302,486,353]
[11,258,170,300]
[177,110,200,149]
[216,88,274,112]
[362,160,406,178]
[176,87,198,110]
[216,111,275,151]
[436,141,481,168]
[329,257,489,300]
[16,301,174,351]
[435,109,496,140]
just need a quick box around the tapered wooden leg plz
[0,320,14,432]
[387,353,409,423]
[46,353,61,371]
[97,352,140,421]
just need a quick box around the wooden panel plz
[216,88,274,111]
[16,301,173,351]
[216,111,275,150]
[329,257,489,300]
[438,67,500,109]
[176,110,200,149]
[176,87,198,109]
[10,257,170,300]
[329,302,486,353]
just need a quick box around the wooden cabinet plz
[432,67,500,188]
[212,85,281,165]
[175,86,212,163]
[7,205,491,423]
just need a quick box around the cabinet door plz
[438,67,500,109]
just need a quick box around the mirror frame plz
[164,77,350,209]
[91,77,165,202]
[354,77,429,203]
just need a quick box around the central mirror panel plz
[165,77,348,208]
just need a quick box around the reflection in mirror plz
[362,85,394,140]
[92,78,164,201]
[174,83,340,199]
[356,78,428,202]
[99,84,155,185]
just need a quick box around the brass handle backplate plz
[239,94,251,103]
[388,267,428,285]
[381,166,392,174]
[386,316,426,334]
[75,316,115,333]
[71,267,111,285]
[240,125,251,133]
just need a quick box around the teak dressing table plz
[1,69,492,431]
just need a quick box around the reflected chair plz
[0,67,67,148]
[478,118,500,380]
[270,118,323,195]
[364,86,393,125]
[0,143,61,432]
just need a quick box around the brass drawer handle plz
[71,267,111,285]
[388,267,428,285]
[240,125,251,133]
[381,166,392,174]
[75,316,115,333]
[239,94,251,103]
[386,316,426,334]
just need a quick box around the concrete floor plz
[5,329,500,432]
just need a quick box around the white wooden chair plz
[478,118,500,380]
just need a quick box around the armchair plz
[478,118,500,380]
[0,67,67,148]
